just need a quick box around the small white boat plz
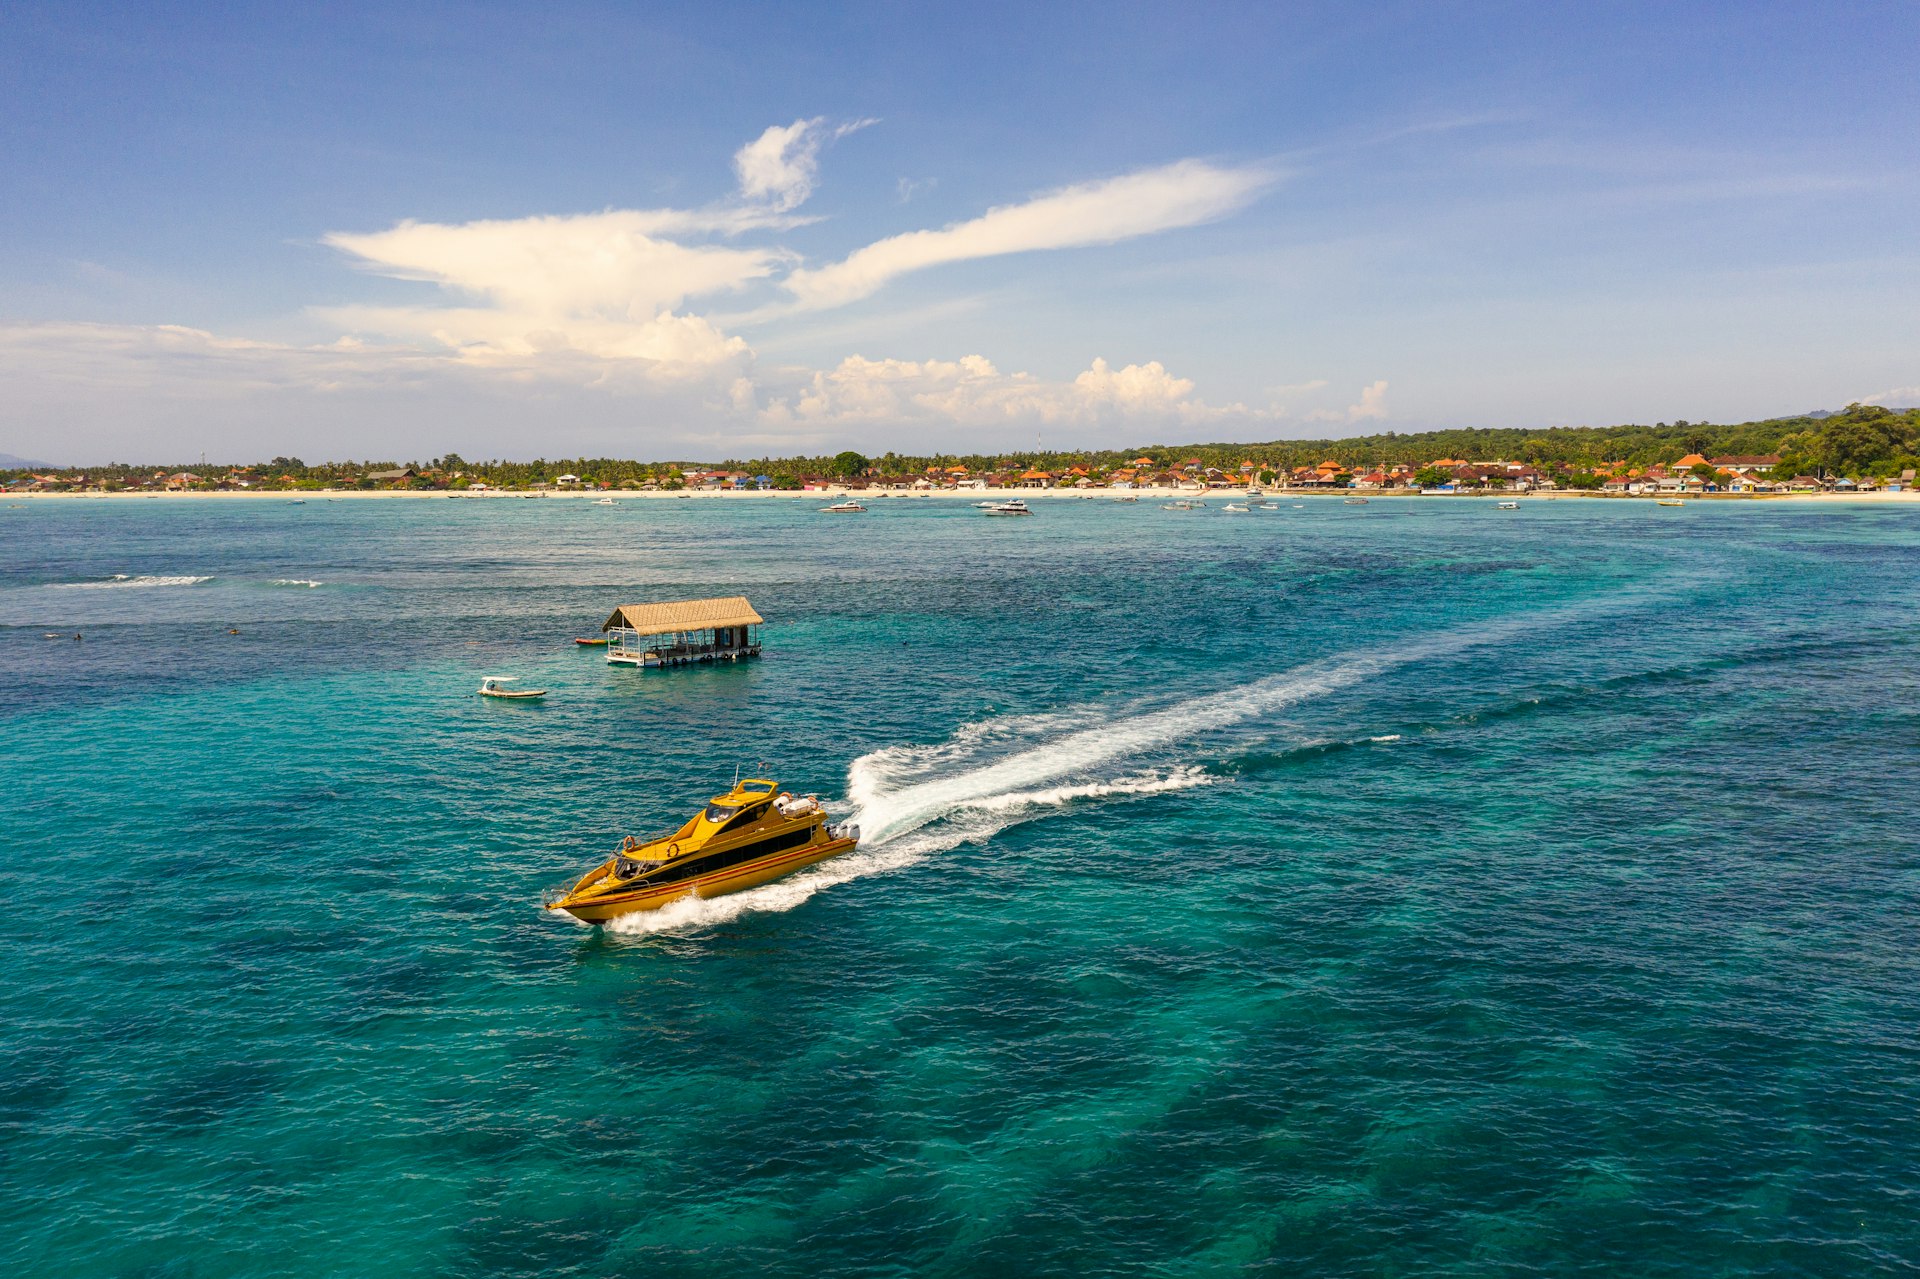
[594,497,617,505]
[821,500,866,513]
[983,499,1032,516]
[1222,503,1249,513]
[479,676,547,700]
[1657,498,1685,507]
[1344,497,1369,505]
[1496,500,1519,509]
[1162,499,1201,511]
[1113,495,1140,503]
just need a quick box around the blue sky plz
[3,0,1917,463]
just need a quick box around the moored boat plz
[821,499,866,512]
[544,778,860,923]
[983,499,1032,516]
[479,675,547,699]
[573,637,609,646]
[1657,498,1686,507]
[1496,500,1519,509]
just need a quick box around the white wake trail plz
[598,606,1591,938]
[599,766,1210,937]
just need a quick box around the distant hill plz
[0,452,51,468]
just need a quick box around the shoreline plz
[7,487,1917,504]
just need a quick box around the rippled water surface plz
[3,495,1919,1276]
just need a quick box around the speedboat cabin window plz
[704,802,740,823]
[718,801,772,834]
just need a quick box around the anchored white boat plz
[983,499,1032,516]
[821,500,866,513]
[1497,500,1519,509]
[479,675,547,699]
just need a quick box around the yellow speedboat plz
[543,778,859,924]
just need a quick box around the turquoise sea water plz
[3,494,1919,1277]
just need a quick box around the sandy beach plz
[9,487,1918,504]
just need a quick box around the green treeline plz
[9,404,1918,488]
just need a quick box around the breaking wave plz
[58,574,213,589]
[271,579,324,588]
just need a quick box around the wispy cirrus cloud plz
[777,159,1277,312]
[5,121,1296,457]
[315,132,1275,373]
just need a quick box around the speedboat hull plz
[548,833,857,922]
[545,777,859,924]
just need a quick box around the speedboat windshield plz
[703,802,741,823]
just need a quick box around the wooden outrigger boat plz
[544,778,859,923]
[478,676,547,699]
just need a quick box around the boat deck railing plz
[610,640,763,666]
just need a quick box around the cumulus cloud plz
[759,352,1250,429]
[733,116,875,211]
[6,122,1294,457]
[318,210,778,367]
[0,320,1310,460]
[314,145,1274,374]
[1350,378,1389,419]
[780,159,1275,312]
[1862,385,1920,408]
[1309,379,1389,423]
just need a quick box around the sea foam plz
[601,606,1595,937]
[59,574,213,589]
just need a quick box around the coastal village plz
[9,403,1918,496]
[7,451,1911,496]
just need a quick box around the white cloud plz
[318,210,780,366]
[314,150,1275,370]
[733,116,875,212]
[760,353,1251,430]
[1862,385,1920,408]
[1310,379,1389,422]
[1351,378,1389,419]
[780,159,1276,311]
[4,124,1292,458]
